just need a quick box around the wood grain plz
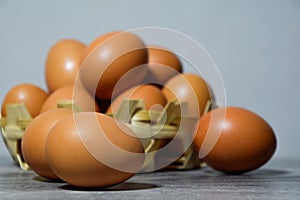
[0,156,299,199]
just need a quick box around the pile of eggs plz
[1,31,277,188]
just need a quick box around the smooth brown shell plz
[1,83,48,118]
[162,73,211,117]
[194,107,277,174]
[45,112,145,187]
[22,108,73,179]
[80,31,148,100]
[144,46,182,84]
[45,39,86,93]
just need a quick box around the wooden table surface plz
[0,156,299,200]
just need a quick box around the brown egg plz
[45,112,145,187]
[106,84,166,114]
[40,85,99,113]
[22,108,73,179]
[194,107,277,174]
[144,46,182,85]
[79,31,148,100]
[45,39,86,93]
[1,83,48,118]
[162,73,211,117]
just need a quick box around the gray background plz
[0,0,299,160]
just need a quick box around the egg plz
[106,84,167,114]
[45,112,145,187]
[194,107,277,174]
[79,31,148,100]
[21,108,73,179]
[1,83,48,118]
[40,84,99,113]
[144,46,182,85]
[162,73,211,117]
[45,39,86,93]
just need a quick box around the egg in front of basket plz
[22,108,73,179]
[45,112,145,187]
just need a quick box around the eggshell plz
[106,84,166,114]
[144,46,182,84]
[162,73,211,117]
[79,31,148,100]
[1,83,48,118]
[40,84,99,113]
[194,107,277,174]
[22,108,73,179]
[45,39,86,93]
[45,112,145,187]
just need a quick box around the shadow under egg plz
[59,182,158,192]
[33,175,64,183]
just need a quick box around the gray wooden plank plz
[0,157,299,200]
